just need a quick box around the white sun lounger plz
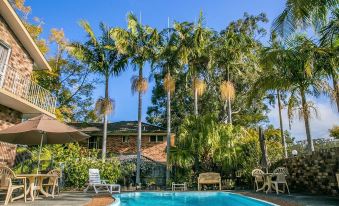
[83,169,120,194]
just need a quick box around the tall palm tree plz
[272,0,339,37]
[111,13,160,184]
[154,25,181,184]
[70,21,127,162]
[257,36,331,152]
[320,9,339,112]
[174,13,210,116]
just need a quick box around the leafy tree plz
[10,0,96,122]
[213,13,268,124]
[70,21,128,161]
[329,125,339,139]
[147,13,269,130]
[111,13,160,184]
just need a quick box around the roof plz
[0,0,51,70]
[69,121,167,135]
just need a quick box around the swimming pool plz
[113,192,277,206]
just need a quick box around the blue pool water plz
[113,192,276,206]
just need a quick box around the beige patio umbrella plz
[0,114,89,172]
[259,126,270,173]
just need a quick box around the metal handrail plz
[0,65,56,114]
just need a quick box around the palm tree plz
[153,25,181,184]
[257,36,331,152]
[70,21,127,162]
[175,13,210,116]
[320,9,339,112]
[111,13,160,184]
[272,0,339,37]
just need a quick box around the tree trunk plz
[166,89,171,185]
[227,99,232,124]
[226,67,232,124]
[277,90,287,158]
[136,68,143,185]
[102,76,109,162]
[332,74,339,112]
[194,87,198,116]
[300,88,314,152]
[223,101,228,123]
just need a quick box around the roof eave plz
[0,0,51,71]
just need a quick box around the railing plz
[0,65,56,114]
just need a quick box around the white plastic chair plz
[251,169,265,192]
[83,169,120,194]
[272,167,290,195]
[0,166,26,205]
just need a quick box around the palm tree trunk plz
[226,67,232,124]
[166,89,171,184]
[277,90,287,158]
[194,88,198,116]
[136,68,143,185]
[227,99,232,124]
[300,88,314,152]
[102,76,109,162]
[332,74,339,112]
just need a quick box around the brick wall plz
[0,104,21,166]
[0,15,34,76]
[0,14,34,98]
[278,147,339,195]
[107,135,175,163]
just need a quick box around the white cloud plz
[267,98,339,141]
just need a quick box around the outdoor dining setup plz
[252,127,290,195]
[0,115,89,205]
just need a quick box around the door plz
[0,42,11,86]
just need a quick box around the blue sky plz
[26,0,338,139]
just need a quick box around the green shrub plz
[14,143,121,189]
[64,158,121,188]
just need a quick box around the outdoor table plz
[16,174,58,201]
[256,173,276,193]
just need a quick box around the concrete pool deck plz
[1,190,338,206]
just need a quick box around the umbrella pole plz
[37,133,44,174]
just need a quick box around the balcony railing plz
[0,65,56,114]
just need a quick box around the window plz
[149,135,164,143]
[0,42,11,84]
[157,136,164,142]
[88,136,102,149]
[122,136,129,143]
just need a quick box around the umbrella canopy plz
[259,127,270,172]
[0,114,89,145]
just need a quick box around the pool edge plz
[112,191,279,206]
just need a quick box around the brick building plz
[0,0,56,166]
[70,121,175,186]
[70,121,175,163]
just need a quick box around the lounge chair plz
[43,169,62,197]
[271,167,290,195]
[84,169,120,194]
[251,169,265,192]
[0,166,26,205]
[198,172,221,191]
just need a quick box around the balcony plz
[0,65,56,117]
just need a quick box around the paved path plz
[0,192,93,206]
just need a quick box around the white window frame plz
[0,41,11,87]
